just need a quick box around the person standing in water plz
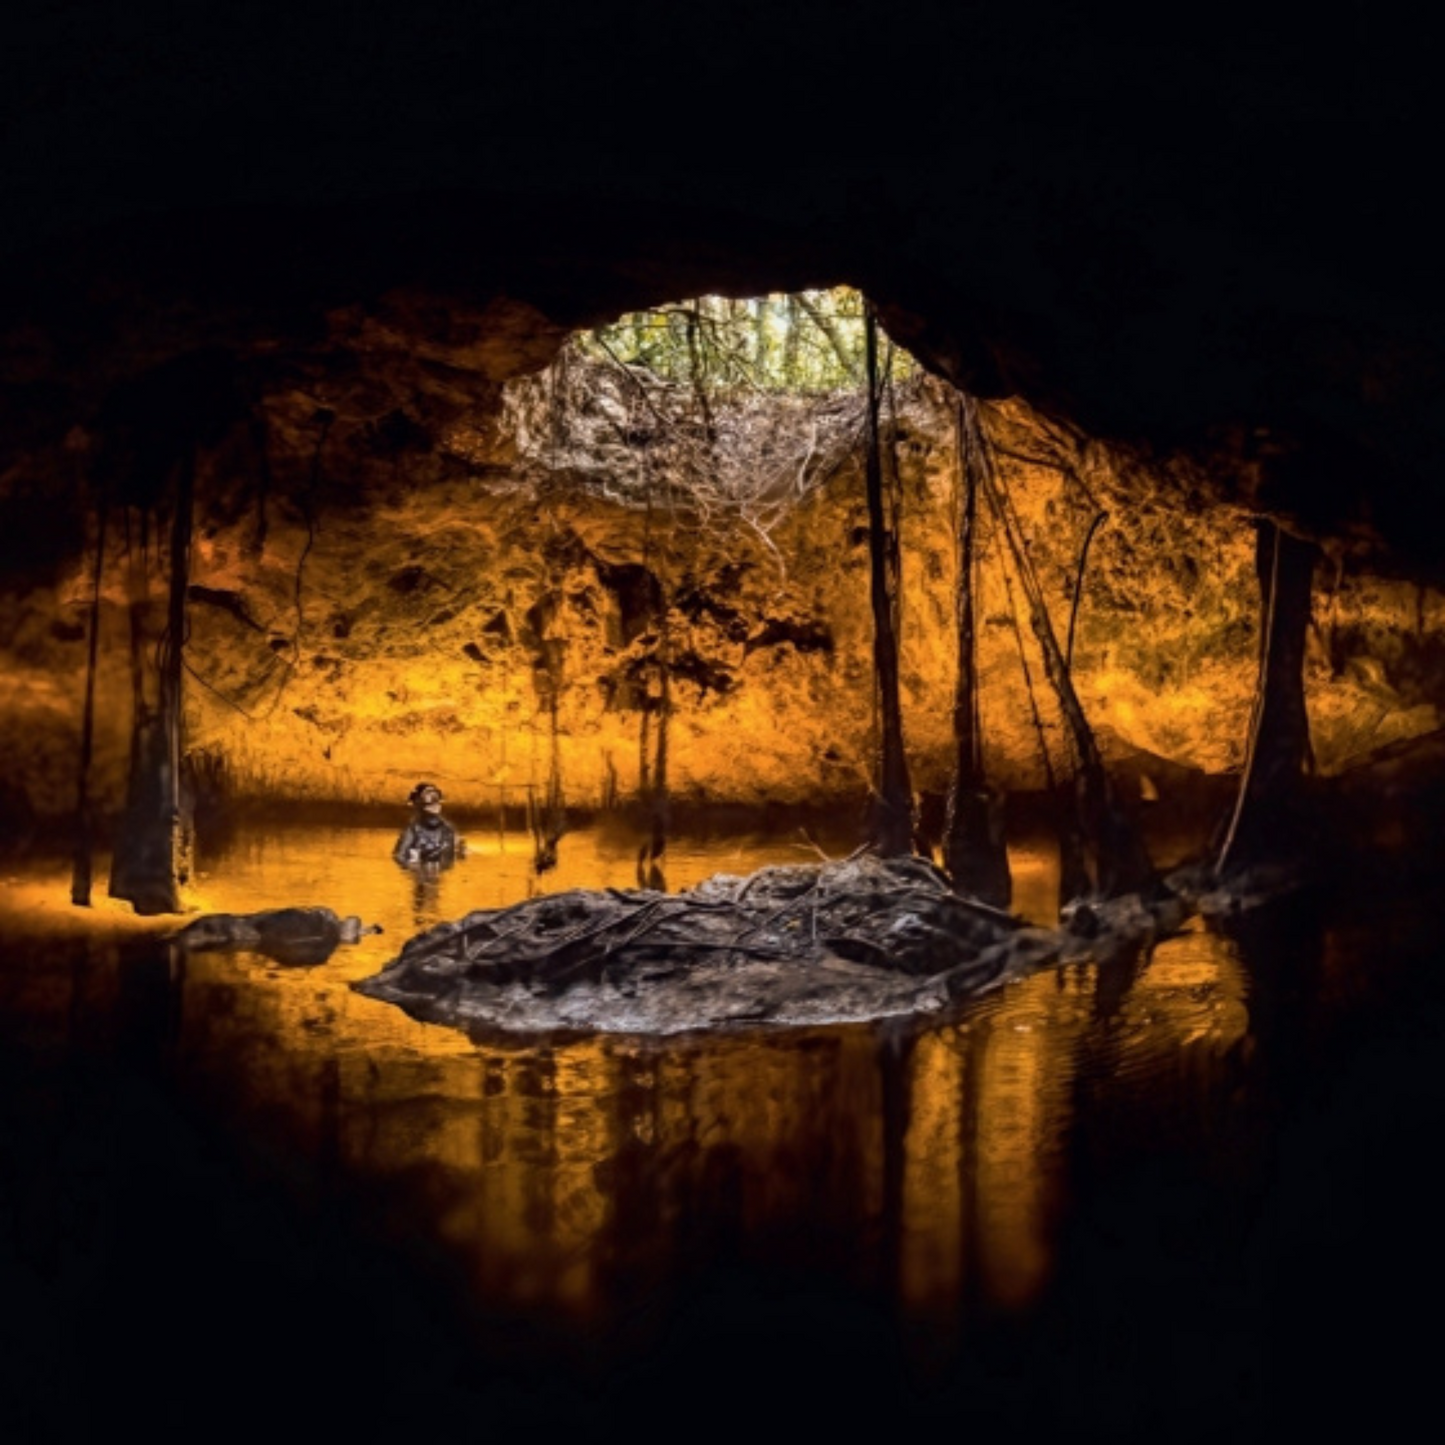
[393,781,466,866]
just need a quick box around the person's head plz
[408,781,445,814]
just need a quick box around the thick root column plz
[1217,519,1319,874]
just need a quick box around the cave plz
[4,5,1444,1441]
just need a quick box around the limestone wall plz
[2,353,1439,834]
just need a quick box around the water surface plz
[1,821,1441,1440]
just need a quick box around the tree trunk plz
[109,451,195,915]
[530,673,567,876]
[943,397,1011,906]
[796,292,856,379]
[70,498,109,906]
[1216,519,1319,873]
[973,406,1156,900]
[162,444,196,894]
[863,303,914,856]
[636,663,670,891]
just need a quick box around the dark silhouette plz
[393,781,466,867]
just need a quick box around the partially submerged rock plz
[351,852,1124,1039]
[168,906,383,966]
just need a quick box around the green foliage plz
[574,286,915,395]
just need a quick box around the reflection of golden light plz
[973,982,1064,1310]
[655,1033,886,1231]
[900,1033,967,1310]
[1113,926,1250,1059]
[1,827,895,1328]
[895,980,1079,1320]
[5,836,1256,1340]
[1006,839,1059,926]
[0,863,196,940]
[459,1044,622,1310]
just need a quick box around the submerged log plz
[351,853,1194,1039]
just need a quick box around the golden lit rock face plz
[2,291,1442,827]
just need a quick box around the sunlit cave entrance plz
[4,279,1445,1437]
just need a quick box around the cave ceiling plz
[3,1,1441,584]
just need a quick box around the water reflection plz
[3,827,1246,1318]
[403,858,450,931]
[1,822,1435,1431]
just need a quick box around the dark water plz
[2,821,1443,1441]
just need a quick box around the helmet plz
[408,781,444,807]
